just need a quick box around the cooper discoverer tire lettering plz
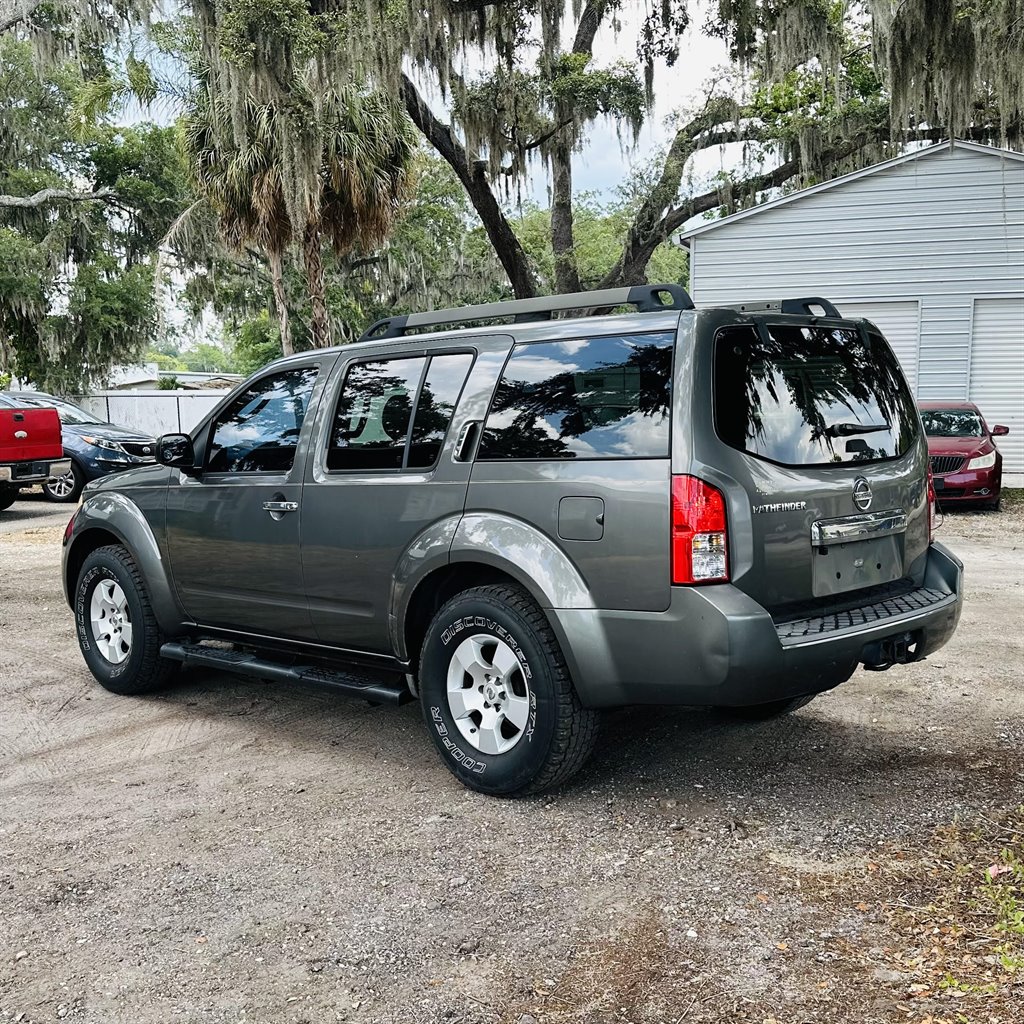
[419,583,599,795]
[75,545,178,695]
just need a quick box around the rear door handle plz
[262,500,298,513]
[453,420,481,462]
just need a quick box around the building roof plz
[680,140,1024,241]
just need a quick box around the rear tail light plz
[927,467,936,542]
[672,475,729,584]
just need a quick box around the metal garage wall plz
[969,297,1024,475]
[836,300,920,394]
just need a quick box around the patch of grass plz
[1001,487,1024,509]
[852,807,1024,1017]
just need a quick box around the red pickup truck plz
[0,407,71,511]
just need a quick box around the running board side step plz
[160,642,414,705]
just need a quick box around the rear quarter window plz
[478,332,674,460]
[714,324,918,467]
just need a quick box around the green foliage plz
[0,36,192,391]
[0,371,10,390]
[157,375,180,389]
[229,310,283,376]
[180,340,237,373]
[512,195,689,293]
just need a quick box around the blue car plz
[0,392,157,502]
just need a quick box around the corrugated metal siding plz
[689,144,1024,463]
[836,300,920,393]
[969,297,1024,474]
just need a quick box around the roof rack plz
[357,283,694,342]
[721,297,843,319]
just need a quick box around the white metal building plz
[683,140,1024,478]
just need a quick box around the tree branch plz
[400,72,538,298]
[598,121,1003,290]
[0,186,115,209]
[572,0,611,56]
[0,0,45,34]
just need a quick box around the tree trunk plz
[550,122,581,294]
[401,74,539,299]
[268,249,293,357]
[301,223,332,348]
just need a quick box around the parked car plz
[0,392,157,503]
[62,287,964,795]
[0,405,70,511]
[918,400,1008,511]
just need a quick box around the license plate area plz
[812,536,903,597]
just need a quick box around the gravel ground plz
[1,492,1022,1024]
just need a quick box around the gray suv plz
[62,285,964,795]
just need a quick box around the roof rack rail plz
[357,284,694,342]
[721,297,843,319]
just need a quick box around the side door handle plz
[263,500,299,514]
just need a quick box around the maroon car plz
[918,401,1009,511]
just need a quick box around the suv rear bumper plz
[551,542,963,709]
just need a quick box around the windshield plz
[920,408,984,438]
[10,395,103,426]
[714,324,919,466]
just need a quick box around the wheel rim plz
[47,469,76,498]
[446,634,531,755]
[89,580,133,665]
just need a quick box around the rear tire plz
[75,545,178,695]
[720,694,816,720]
[0,486,17,512]
[419,584,599,796]
[44,460,84,503]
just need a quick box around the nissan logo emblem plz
[853,477,872,511]
[143,446,151,454]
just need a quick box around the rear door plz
[467,329,675,612]
[696,316,928,612]
[300,343,490,653]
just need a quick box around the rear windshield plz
[920,408,984,438]
[714,324,918,466]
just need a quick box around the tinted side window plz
[328,357,425,471]
[408,353,474,469]
[478,332,674,460]
[206,367,318,473]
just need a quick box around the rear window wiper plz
[825,421,890,437]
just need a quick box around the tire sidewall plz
[76,552,149,692]
[420,594,558,795]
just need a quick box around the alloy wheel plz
[89,580,133,665]
[446,634,531,755]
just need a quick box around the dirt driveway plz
[1,494,1022,1024]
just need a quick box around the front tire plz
[419,584,599,796]
[44,460,84,503]
[75,545,178,695]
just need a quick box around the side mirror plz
[156,433,198,472]
[992,424,1010,436]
